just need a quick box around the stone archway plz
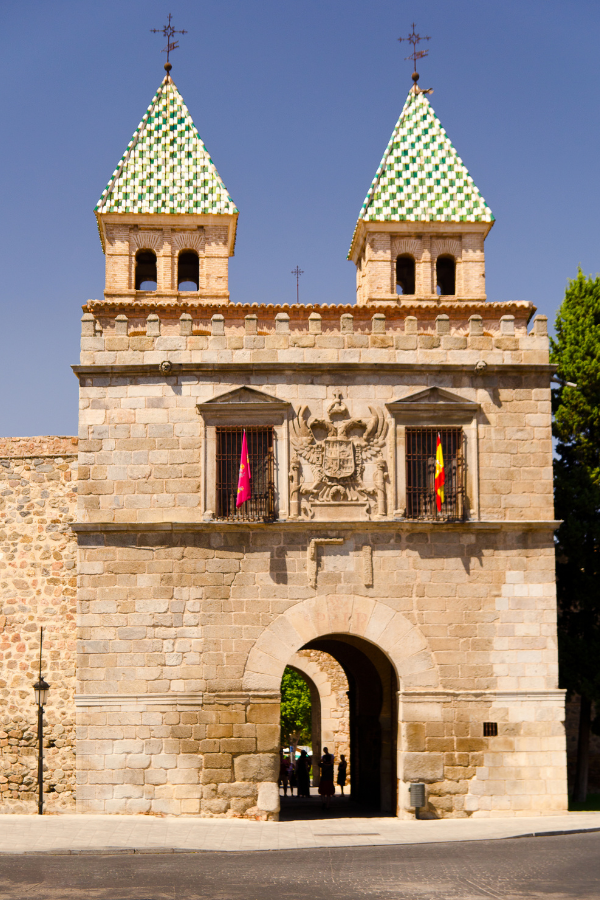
[243,594,438,693]
[243,595,437,816]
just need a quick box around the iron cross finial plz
[151,13,187,72]
[291,266,304,304]
[398,23,431,86]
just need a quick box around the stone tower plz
[95,72,238,305]
[348,85,494,304]
[68,65,568,821]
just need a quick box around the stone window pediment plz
[386,387,479,424]
[197,387,292,425]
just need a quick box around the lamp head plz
[33,676,50,707]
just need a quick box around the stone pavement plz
[0,812,599,855]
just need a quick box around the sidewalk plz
[0,811,599,854]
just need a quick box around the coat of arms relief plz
[290,392,388,520]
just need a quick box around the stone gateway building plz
[0,67,568,819]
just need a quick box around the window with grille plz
[483,722,498,737]
[216,427,275,521]
[405,427,466,520]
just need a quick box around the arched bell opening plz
[178,250,199,291]
[396,254,415,295]
[135,250,157,291]
[436,254,456,296]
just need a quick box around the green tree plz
[551,270,600,802]
[280,667,312,753]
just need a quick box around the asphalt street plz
[0,832,599,900]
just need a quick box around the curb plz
[2,826,600,856]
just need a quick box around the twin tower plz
[95,72,494,306]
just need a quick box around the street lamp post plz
[33,627,50,816]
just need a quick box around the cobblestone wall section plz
[0,437,78,813]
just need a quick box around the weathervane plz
[291,266,304,304]
[151,13,187,73]
[398,23,432,92]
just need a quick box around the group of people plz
[279,748,347,809]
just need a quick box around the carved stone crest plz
[291,392,388,519]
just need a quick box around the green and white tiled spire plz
[95,75,238,216]
[351,88,493,248]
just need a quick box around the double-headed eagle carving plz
[291,392,388,505]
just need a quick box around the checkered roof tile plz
[95,76,237,216]
[352,89,493,244]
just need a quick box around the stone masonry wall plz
[0,437,78,813]
[75,526,565,817]
[76,366,553,525]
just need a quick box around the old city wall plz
[75,525,564,818]
[0,437,78,813]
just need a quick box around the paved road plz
[0,832,599,899]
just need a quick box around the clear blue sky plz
[1,0,598,437]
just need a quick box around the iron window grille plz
[405,427,466,521]
[483,722,498,737]
[216,426,275,522]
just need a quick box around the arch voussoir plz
[242,594,436,691]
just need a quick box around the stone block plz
[469,315,483,336]
[81,313,96,336]
[247,704,280,725]
[115,315,128,336]
[211,314,225,336]
[257,782,280,813]
[275,313,290,333]
[340,313,353,334]
[436,315,450,335]
[308,313,322,334]
[217,781,257,798]
[256,725,280,752]
[404,723,426,752]
[146,314,160,337]
[372,313,386,334]
[395,335,417,350]
[403,752,444,783]
[233,754,278,783]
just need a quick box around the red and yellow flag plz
[434,433,445,512]
[236,430,251,507]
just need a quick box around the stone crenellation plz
[79,307,549,368]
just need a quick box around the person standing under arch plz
[337,754,347,796]
[296,749,311,798]
[318,747,335,809]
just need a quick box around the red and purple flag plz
[236,430,251,507]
